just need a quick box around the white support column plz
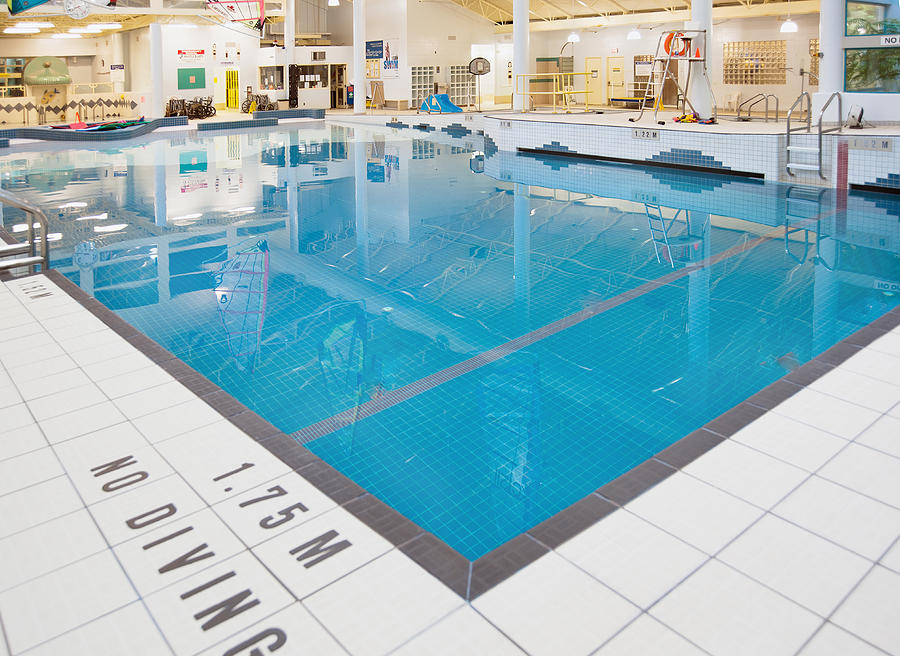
[353,0,366,114]
[815,0,843,112]
[110,32,126,94]
[284,0,296,71]
[512,0,529,112]
[687,0,713,119]
[149,22,163,119]
[354,137,369,274]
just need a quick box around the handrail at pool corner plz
[817,91,843,180]
[0,187,50,274]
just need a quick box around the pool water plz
[3,122,899,559]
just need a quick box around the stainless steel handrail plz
[0,187,50,274]
[817,91,843,180]
[737,93,780,122]
[785,91,812,176]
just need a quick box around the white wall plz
[407,0,494,82]
[0,38,97,58]
[365,0,410,102]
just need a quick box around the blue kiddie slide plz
[420,94,462,114]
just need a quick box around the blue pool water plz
[3,122,899,559]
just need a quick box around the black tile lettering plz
[194,590,260,632]
[127,503,177,530]
[158,543,215,574]
[223,628,287,655]
[288,530,351,568]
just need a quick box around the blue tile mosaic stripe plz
[869,172,900,189]
[541,141,576,154]
[252,108,325,120]
[0,116,188,142]
[413,123,436,132]
[0,139,8,149]
[386,120,410,129]
[648,148,731,170]
[197,118,278,131]
[442,123,472,138]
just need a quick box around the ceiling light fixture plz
[4,27,40,34]
[70,27,103,33]
[14,21,54,28]
[567,31,580,43]
[52,33,82,38]
[627,27,641,40]
[88,22,122,29]
[93,224,128,233]
[328,0,339,6]
[780,18,798,32]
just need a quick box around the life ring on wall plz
[664,32,689,57]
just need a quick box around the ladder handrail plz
[737,93,779,122]
[816,91,842,180]
[786,91,811,134]
[0,187,50,273]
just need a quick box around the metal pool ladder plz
[786,91,842,180]
[0,188,50,275]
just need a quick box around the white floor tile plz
[0,550,137,653]
[867,332,900,358]
[856,415,900,460]
[818,444,900,509]
[719,514,871,616]
[595,614,706,656]
[0,509,107,592]
[797,623,886,656]
[16,368,93,402]
[115,508,245,596]
[775,476,900,561]
[197,602,348,656]
[253,507,392,599]
[156,422,291,505]
[880,539,900,575]
[306,550,464,656]
[81,352,155,383]
[70,340,140,368]
[40,313,108,341]
[25,601,173,656]
[55,329,123,355]
[840,349,900,387]
[0,331,58,359]
[0,476,83,539]
[0,382,21,410]
[0,342,66,370]
[143,551,294,655]
[6,354,78,385]
[0,320,43,344]
[0,422,47,461]
[683,440,808,509]
[26,383,108,421]
[809,368,900,414]
[88,474,207,545]
[38,401,128,444]
[772,389,882,440]
[0,447,63,497]
[0,403,35,432]
[625,472,763,555]
[731,412,848,472]
[95,366,176,400]
[393,606,525,656]
[473,552,638,656]
[557,510,706,609]
[891,403,900,420]
[132,398,223,444]
[831,566,900,654]
[113,381,195,420]
[650,560,820,656]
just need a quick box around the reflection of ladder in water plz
[645,203,686,267]
[784,185,827,265]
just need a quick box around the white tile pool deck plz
[1,273,899,656]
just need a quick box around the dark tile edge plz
[41,270,900,601]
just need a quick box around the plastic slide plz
[420,94,463,114]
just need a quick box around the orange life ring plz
[664,31,688,57]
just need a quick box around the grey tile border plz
[38,268,900,601]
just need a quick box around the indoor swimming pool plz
[2,122,899,559]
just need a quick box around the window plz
[259,66,284,91]
[845,47,900,92]
[809,39,819,85]
[846,1,900,35]
[723,40,786,85]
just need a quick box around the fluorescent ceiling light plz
[567,32,580,43]
[11,223,40,233]
[59,202,88,209]
[780,18,798,32]
[52,33,82,39]
[15,21,54,28]
[93,224,128,233]
[47,233,62,242]
[169,213,202,220]
[70,27,103,33]
[76,212,109,221]
[4,27,40,34]
[229,206,255,212]
[88,22,122,29]
[627,28,641,40]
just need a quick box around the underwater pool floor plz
[1,271,899,655]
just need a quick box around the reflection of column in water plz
[484,352,543,539]
[687,212,710,400]
[153,140,167,227]
[354,138,369,276]
[513,183,531,330]
[813,237,838,355]
[287,133,301,253]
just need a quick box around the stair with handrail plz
[0,188,50,276]
[785,91,843,180]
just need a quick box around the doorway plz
[585,57,603,106]
[607,56,625,101]
[329,64,347,109]
[225,70,240,109]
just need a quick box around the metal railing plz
[515,72,592,114]
[736,93,779,122]
[0,188,50,275]
[816,91,843,179]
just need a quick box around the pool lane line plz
[290,213,830,445]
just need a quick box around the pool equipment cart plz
[630,29,717,126]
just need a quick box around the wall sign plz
[178,68,207,90]
[178,49,206,62]
[881,35,900,45]
[632,128,659,140]
[848,136,893,151]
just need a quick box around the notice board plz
[177,68,206,90]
